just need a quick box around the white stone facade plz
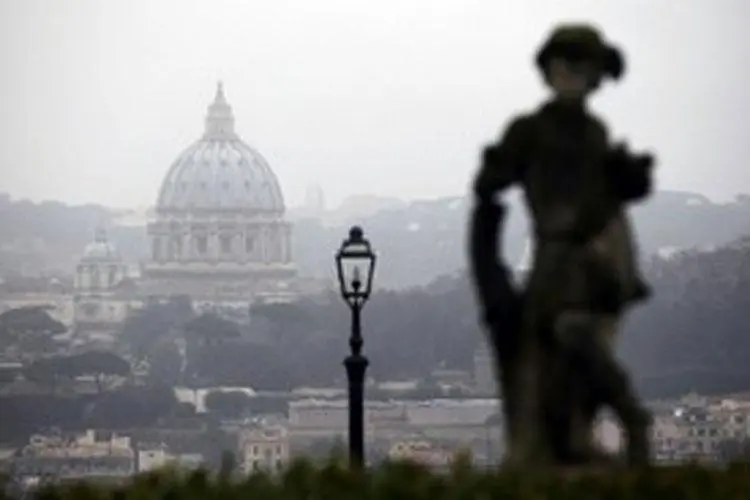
[238,425,290,474]
[288,398,500,433]
[73,228,136,332]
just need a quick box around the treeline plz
[622,240,750,398]
[114,236,750,399]
[0,384,182,444]
[120,288,479,391]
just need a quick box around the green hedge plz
[6,459,750,499]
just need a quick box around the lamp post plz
[335,225,376,469]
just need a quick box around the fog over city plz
[2,0,750,487]
[1,0,749,208]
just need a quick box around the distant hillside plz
[621,236,750,398]
[1,191,750,288]
[0,197,113,275]
[290,190,750,289]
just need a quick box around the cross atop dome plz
[204,81,236,139]
[215,81,227,103]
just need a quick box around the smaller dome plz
[81,228,121,262]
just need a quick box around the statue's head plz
[536,24,625,101]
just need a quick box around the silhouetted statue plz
[469,24,654,467]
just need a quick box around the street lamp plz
[335,225,377,468]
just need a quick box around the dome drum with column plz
[146,218,293,268]
[143,83,296,292]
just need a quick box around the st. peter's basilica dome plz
[155,82,285,214]
[143,82,295,301]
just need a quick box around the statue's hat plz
[535,24,624,80]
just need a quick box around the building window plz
[169,236,183,258]
[196,236,208,256]
[275,459,283,471]
[108,265,118,287]
[91,267,101,289]
[245,236,255,254]
[275,445,281,455]
[252,446,258,456]
[152,238,162,261]
[220,235,233,254]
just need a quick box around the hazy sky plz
[1,0,748,209]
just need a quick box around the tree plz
[93,235,750,398]
[0,394,87,442]
[0,306,66,354]
[146,341,184,387]
[73,351,130,391]
[204,390,253,418]
[85,383,179,428]
[182,314,246,387]
[186,340,297,390]
[24,356,78,390]
[25,351,130,392]
[184,313,241,345]
[0,305,66,335]
[619,238,750,398]
[119,295,193,361]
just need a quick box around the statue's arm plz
[473,115,533,201]
[468,115,531,330]
[606,143,655,203]
[468,200,521,330]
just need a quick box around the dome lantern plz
[93,226,108,244]
[204,81,236,140]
